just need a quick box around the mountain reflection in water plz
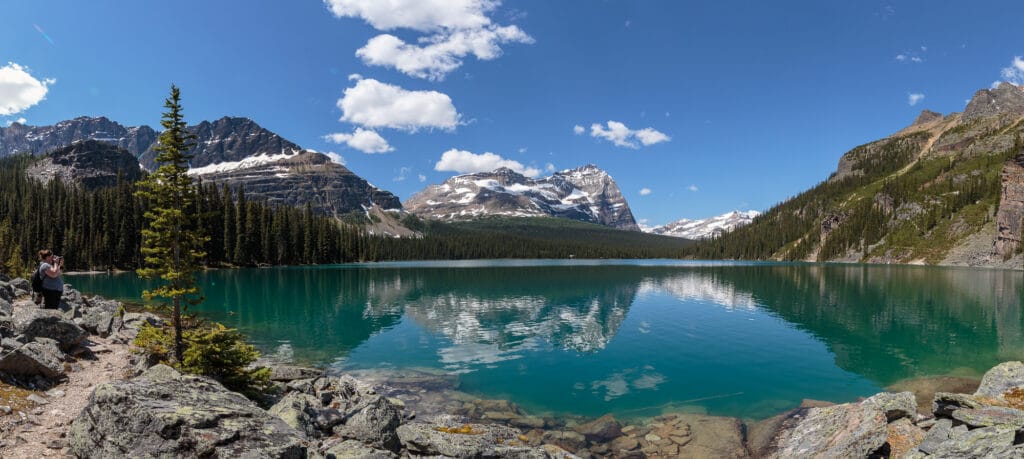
[68,261,1024,418]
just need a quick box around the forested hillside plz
[687,83,1024,266]
[0,154,687,275]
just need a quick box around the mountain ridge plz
[643,210,760,240]
[404,164,640,231]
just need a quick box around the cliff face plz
[26,140,143,189]
[404,165,639,231]
[0,117,156,159]
[995,152,1024,259]
[189,151,401,216]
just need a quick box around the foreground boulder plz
[12,308,88,351]
[760,397,888,458]
[396,415,538,458]
[69,364,306,458]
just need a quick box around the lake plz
[68,260,1024,420]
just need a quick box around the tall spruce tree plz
[136,85,208,363]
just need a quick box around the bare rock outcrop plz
[994,151,1024,259]
[68,364,307,458]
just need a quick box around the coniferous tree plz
[135,85,208,363]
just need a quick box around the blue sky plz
[2,1,1024,226]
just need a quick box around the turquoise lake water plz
[68,260,1024,420]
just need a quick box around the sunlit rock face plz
[405,165,639,231]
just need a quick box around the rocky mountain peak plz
[0,116,157,159]
[644,210,760,240]
[26,139,143,189]
[139,116,303,171]
[911,110,944,126]
[405,165,639,230]
[963,82,1024,121]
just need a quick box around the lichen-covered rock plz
[266,364,324,382]
[322,439,397,459]
[0,340,66,378]
[12,308,88,351]
[333,395,402,452]
[766,402,887,458]
[917,418,953,455]
[975,361,1024,400]
[269,391,321,438]
[68,364,306,458]
[572,414,622,443]
[885,418,926,459]
[120,312,165,329]
[951,406,1024,428]
[933,392,988,417]
[396,417,531,458]
[863,391,917,421]
[0,298,13,317]
[8,277,29,293]
[929,425,1018,458]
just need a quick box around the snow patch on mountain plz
[643,210,760,240]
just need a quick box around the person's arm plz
[45,260,62,278]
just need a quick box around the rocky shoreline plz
[1,277,1024,457]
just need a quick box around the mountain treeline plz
[0,154,687,275]
[687,129,1022,263]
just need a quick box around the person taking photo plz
[37,249,64,309]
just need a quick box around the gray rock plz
[12,308,88,351]
[9,278,29,293]
[0,282,12,302]
[268,391,321,438]
[26,394,48,405]
[268,364,325,382]
[0,298,12,317]
[334,394,402,452]
[975,361,1024,400]
[121,312,165,330]
[952,406,1024,428]
[322,439,397,459]
[0,340,66,378]
[396,418,530,458]
[863,391,917,421]
[68,364,306,458]
[933,392,988,417]
[930,425,1017,458]
[1,338,23,351]
[766,403,887,459]
[572,414,623,443]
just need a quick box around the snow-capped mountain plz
[0,116,401,216]
[404,164,640,231]
[643,210,760,240]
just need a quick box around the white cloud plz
[545,163,555,173]
[908,93,925,106]
[323,151,347,165]
[418,174,427,182]
[324,0,497,32]
[5,117,27,126]
[895,54,907,62]
[0,62,55,116]
[338,78,460,132]
[348,73,363,81]
[435,148,540,177]
[518,147,527,153]
[589,120,671,149]
[688,184,698,192]
[394,166,411,181]
[356,25,533,81]
[324,127,394,153]
[1000,56,1024,86]
[639,188,652,196]
[573,125,585,135]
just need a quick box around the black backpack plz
[31,266,44,293]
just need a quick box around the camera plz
[53,255,63,262]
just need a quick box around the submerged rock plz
[68,364,306,458]
[572,414,622,443]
